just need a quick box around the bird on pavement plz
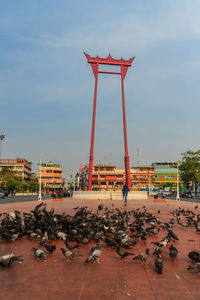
[152,234,171,248]
[60,248,81,261]
[187,263,200,273]
[43,244,56,255]
[85,243,101,264]
[153,246,163,256]
[0,253,23,267]
[188,251,200,263]
[31,248,47,260]
[116,247,135,260]
[167,229,179,241]
[64,241,81,250]
[169,244,178,261]
[154,254,163,274]
[133,248,150,263]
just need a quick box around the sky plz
[1,0,200,178]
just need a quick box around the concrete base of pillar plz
[73,191,148,200]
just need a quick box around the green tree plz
[179,150,200,196]
[6,178,19,194]
[27,180,38,192]
[0,166,16,189]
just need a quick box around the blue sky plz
[1,0,200,178]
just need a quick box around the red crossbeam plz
[98,71,121,75]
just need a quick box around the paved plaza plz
[0,197,200,300]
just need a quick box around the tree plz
[0,166,16,189]
[27,180,38,192]
[6,178,19,194]
[179,150,200,196]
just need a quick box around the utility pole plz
[148,171,151,199]
[176,161,180,201]
[0,135,5,159]
[73,174,76,193]
[38,159,42,201]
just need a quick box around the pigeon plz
[169,244,178,261]
[188,251,200,263]
[104,237,118,248]
[168,229,179,241]
[133,248,150,263]
[0,253,23,267]
[187,263,200,273]
[152,234,171,248]
[64,241,81,250]
[60,248,81,261]
[116,247,135,260]
[31,248,47,260]
[85,243,101,264]
[154,254,163,274]
[153,247,163,256]
[97,204,104,211]
[31,202,47,215]
[43,244,56,255]
[57,232,67,241]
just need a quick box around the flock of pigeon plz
[0,202,200,275]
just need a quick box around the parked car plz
[180,191,194,198]
[159,190,173,196]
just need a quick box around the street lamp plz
[0,134,5,159]
[148,172,151,199]
[176,161,180,201]
[38,159,42,201]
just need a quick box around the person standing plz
[122,184,130,206]
[147,186,149,198]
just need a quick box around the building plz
[78,163,155,191]
[78,162,179,191]
[0,158,32,181]
[39,162,62,192]
[152,162,178,190]
[79,164,89,191]
[131,166,155,191]
[92,164,124,191]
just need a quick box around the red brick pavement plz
[0,198,200,300]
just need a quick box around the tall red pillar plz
[121,66,131,190]
[87,63,99,191]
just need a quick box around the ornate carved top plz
[84,52,135,66]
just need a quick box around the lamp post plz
[38,159,42,201]
[0,135,5,159]
[148,171,151,199]
[73,175,76,193]
[176,161,180,201]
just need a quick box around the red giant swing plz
[84,52,135,191]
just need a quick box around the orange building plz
[79,164,155,191]
[131,166,155,190]
[39,162,62,192]
[0,158,32,181]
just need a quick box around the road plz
[0,194,52,205]
[1,194,200,205]
[166,195,200,203]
